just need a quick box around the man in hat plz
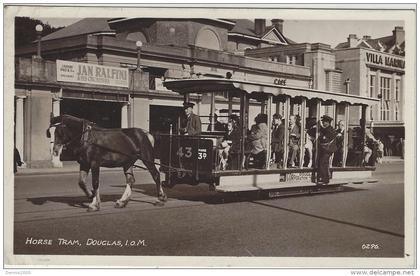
[179,102,202,136]
[271,113,284,168]
[317,115,337,184]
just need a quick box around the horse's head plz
[46,115,87,156]
[47,123,73,156]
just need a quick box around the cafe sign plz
[365,52,405,70]
[56,60,129,88]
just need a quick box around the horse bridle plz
[48,121,93,150]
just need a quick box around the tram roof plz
[163,78,379,106]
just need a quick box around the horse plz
[46,114,167,211]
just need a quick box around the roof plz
[41,18,114,41]
[335,34,405,55]
[230,19,296,44]
[163,78,379,106]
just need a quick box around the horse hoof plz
[158,195,168,202]
[154,200,165,207]
[114,200,128,208]
[87,205,100,212]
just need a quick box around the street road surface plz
[12,162,405,257]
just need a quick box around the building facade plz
[334,27,405,156]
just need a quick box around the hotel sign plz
[56,60,129,88]
[365,52,405,70]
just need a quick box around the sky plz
[37,18,403,48]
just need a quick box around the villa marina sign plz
[56,60,129,88]
[365,52,405,70]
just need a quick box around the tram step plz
[215,178,378,193]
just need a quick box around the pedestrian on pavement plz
[14,147,23,173]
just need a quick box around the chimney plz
[254,19,266,36]
[347,34,358,48]
[393,26,404,46]
[271,19,284,33]
[363,35,371,40]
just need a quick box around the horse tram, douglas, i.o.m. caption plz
[160,77,380,198]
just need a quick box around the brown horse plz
[46,115,167,211]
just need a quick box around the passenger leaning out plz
[248,113,268,169]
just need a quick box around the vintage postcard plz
[3,4,416,270]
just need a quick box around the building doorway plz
[61,98,122,128]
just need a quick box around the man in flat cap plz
[179,102,202,136]
[317,115,337,184]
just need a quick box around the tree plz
[15,17,63,49]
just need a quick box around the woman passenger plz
[248,114,268,169]
[218,119,240,170]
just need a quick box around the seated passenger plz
[288,115,301,167]
[207,113,226,132]
[218,119,240,170]
[333,120,345,167]
[364,129,379,166]
[304,117,317,168]
[247,113,268,169]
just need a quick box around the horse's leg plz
[78,165,93,199]
[87,166,101,212]
[144,161,167,206]
[115,165,135,208]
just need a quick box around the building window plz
[369,75,376,120]
[395,79,401,102]
[286,55,290,64]
[147,68,167,91]
[395,104,399,121]
[380,77,391,121]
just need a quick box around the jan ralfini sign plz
[56,59,129,88]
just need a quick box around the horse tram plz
[159,77,380,198]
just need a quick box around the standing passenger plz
[317,115,336,185]
[288,115,300,167]
[271,114,284,168]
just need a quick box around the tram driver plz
[179,102,202,136]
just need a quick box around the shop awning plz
[163,78,380,106]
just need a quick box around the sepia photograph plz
[3,4,416,270]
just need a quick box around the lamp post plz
[35,24,43,58]
[136,40,142,71]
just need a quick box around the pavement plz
[15,156,405,176]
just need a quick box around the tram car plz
[159,78,379,196]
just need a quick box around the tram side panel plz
[159,136,214,185]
